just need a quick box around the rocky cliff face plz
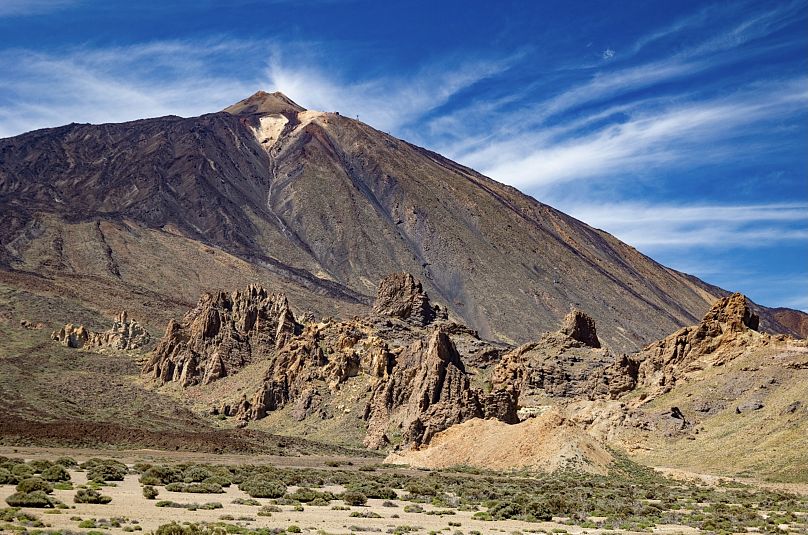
[587,293,773,400]
[371,272,445,326]
[148,273,516,448]
[142,285,300,386]
[52,311,150,350]
[491,310,613,404]
[363,327,518,448]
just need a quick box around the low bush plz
[350,510,382,518]
[286,487,334,503]
[342,490,368,506]
[75,489,112,504]
[239,476,286,498]
[143,485,159,500]
[6,490,59,508]
[182,466,214,482]
[10,464,34,479]
[188,482,223,493]
[0,468,17,485]
[87,463,127,483]
[41,464,71,482]
[17,477,53,494]
[29,460,53,473]
[232,497,261,506]
[55,457,78,468]
[347,481,397,500]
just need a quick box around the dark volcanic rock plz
[372,273,442,326]
[560,309,601,348]
[736,401,764,414]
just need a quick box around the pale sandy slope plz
[385,409,613,474]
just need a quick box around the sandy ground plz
[0,457,700,534]
[655,467,808,496]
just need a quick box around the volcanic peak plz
[223,90,306,116]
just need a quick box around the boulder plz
[372,273,444,326]
[560,309,601,348]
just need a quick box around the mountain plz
[0,90,803,350]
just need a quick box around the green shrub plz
[182,466,214,483]
[203,475,232,488]
[87,463,127,482]
[17,477,53,494]
[42,464,71,482]
[406,481,438,497]
[11,464,34,479]
[287,487,334,503]
[0,468,17,485]
[6,490,58,508]
[75,489,112,504]
[55,457,78,468]
[347,482,397,500]
[287,525,301,533]
[140,465,184,485]
[342,490,368,506]
[165,481,224,493]
[29,460,53,473]
[350,511,382,518]
[143,485,159,500]
[153,523,225,535]
[239,476,287,498]
[232,497,260,505]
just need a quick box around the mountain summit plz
[0,91,804,350]
[224,90,306,116]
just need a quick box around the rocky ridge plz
[588,292,778,401]
[147,273,516,448]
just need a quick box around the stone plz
[372,273,440,326]
[560,309,601,348]
[736,401,764,413]
[590,293,769,401]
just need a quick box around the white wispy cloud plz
[450,78,807,191]
[564,202,808,249]
[0,39,516,138]
[0,39,267,137]
[265,52,517,133]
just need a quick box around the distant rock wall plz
[52,311,150,351]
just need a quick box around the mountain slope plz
[0,91,802,350]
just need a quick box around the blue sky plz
[1,0,806,311]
